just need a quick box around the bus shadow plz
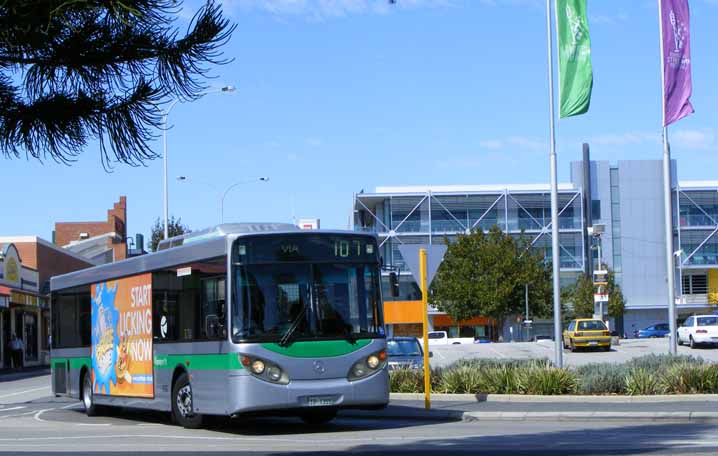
[57,405,442,435]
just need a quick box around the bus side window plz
[202,277,226,339]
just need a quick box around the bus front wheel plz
[300,409,337,426]
[172,372,204,429]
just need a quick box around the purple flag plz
[661,0,694,126]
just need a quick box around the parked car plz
[420,331,475,345]
[677,315,718,349]
[386,337,429,370]
[532,335,553,342]
[635,323,670,339]
[562,319,611,352]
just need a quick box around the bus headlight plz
[367,355,380,369]
[267,366,282,382]
[348,350,387,381]
[239,354,289,384]
[251,360,265,374]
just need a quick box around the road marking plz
[0,406,25,412]
[0,386,49,399]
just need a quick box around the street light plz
[162,85,236,239]
[177,176,269,224]
[221,177,270,224]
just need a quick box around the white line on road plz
[0,386,49,400]
[0,406,25,412]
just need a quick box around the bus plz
[50,223,388,428]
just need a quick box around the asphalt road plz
[429,338,718,367]
[3,374,718,455]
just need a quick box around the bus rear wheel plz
[82,371,101,417]
[172,372,204,429]
[300,409,337,426]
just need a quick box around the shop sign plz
[91,273,153,398]
[10,292,38,307]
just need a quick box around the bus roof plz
[50,223,375,292]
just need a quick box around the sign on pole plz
[398,244,447,287]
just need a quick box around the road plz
[429,338,718,368]
[2,374,718,455]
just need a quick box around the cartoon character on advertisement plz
[91,282,119,394]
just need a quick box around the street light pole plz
[220,177,269,224]
[162,85,236,239]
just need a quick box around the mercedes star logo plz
[313,360,326,374]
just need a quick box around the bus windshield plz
[231,236,383,343]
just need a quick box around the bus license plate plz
[589,341,598,345]
[306,396,336,407]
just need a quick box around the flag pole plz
[658,0,678,356]
[546,0,563,368]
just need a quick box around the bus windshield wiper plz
[278,303,308,348]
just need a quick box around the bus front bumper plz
[227,369,389,415]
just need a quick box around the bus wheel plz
[82,371,99,417]
[300,409,337,426]
[172,372,203,429]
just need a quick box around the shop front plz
[0,243,43,369]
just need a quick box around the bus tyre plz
[82,371,99,417]
[300,409,337,426]
[172,372,203,429]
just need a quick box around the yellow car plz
[562,319,611,352]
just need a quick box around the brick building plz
[0,237,92,369]
[54,196,127,264]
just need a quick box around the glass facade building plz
[354,159,718,339]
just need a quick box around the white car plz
[419,331,475,346]
[677,315,718,349]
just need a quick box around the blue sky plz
[2,0,717,246]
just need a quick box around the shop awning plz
[0,286,11,296]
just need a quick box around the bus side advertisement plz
[91,273,153,398]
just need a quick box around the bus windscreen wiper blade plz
[278,303,308,348]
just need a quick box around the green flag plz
[557,0,593,118]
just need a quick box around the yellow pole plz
[420,248,430,410]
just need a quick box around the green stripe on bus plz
[51,357,91,370]
[260,339,372,358]
[153,353,244,370]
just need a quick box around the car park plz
[677,315,718,348]
[562,319,611,352]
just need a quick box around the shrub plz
[574,363,629,395]
[390,368,424,393]
[480,365,522,394]
[437,366,483,394]
[625,368,662,395]
[627,354,703,373]
[517,366,578,395]
[660,363,718,394]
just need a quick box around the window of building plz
[683,274,708,295]
[152,257,227,342]
[591,200,601,221]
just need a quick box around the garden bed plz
[390,355,718,395]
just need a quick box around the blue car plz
[635,323,670,338]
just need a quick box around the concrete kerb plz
[337,394,718,423]
[462,411,718,423]
[390,393,718,403]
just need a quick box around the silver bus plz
[50,223,388,427]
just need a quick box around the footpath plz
[0,366,50,383]
[339,393,718,423]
